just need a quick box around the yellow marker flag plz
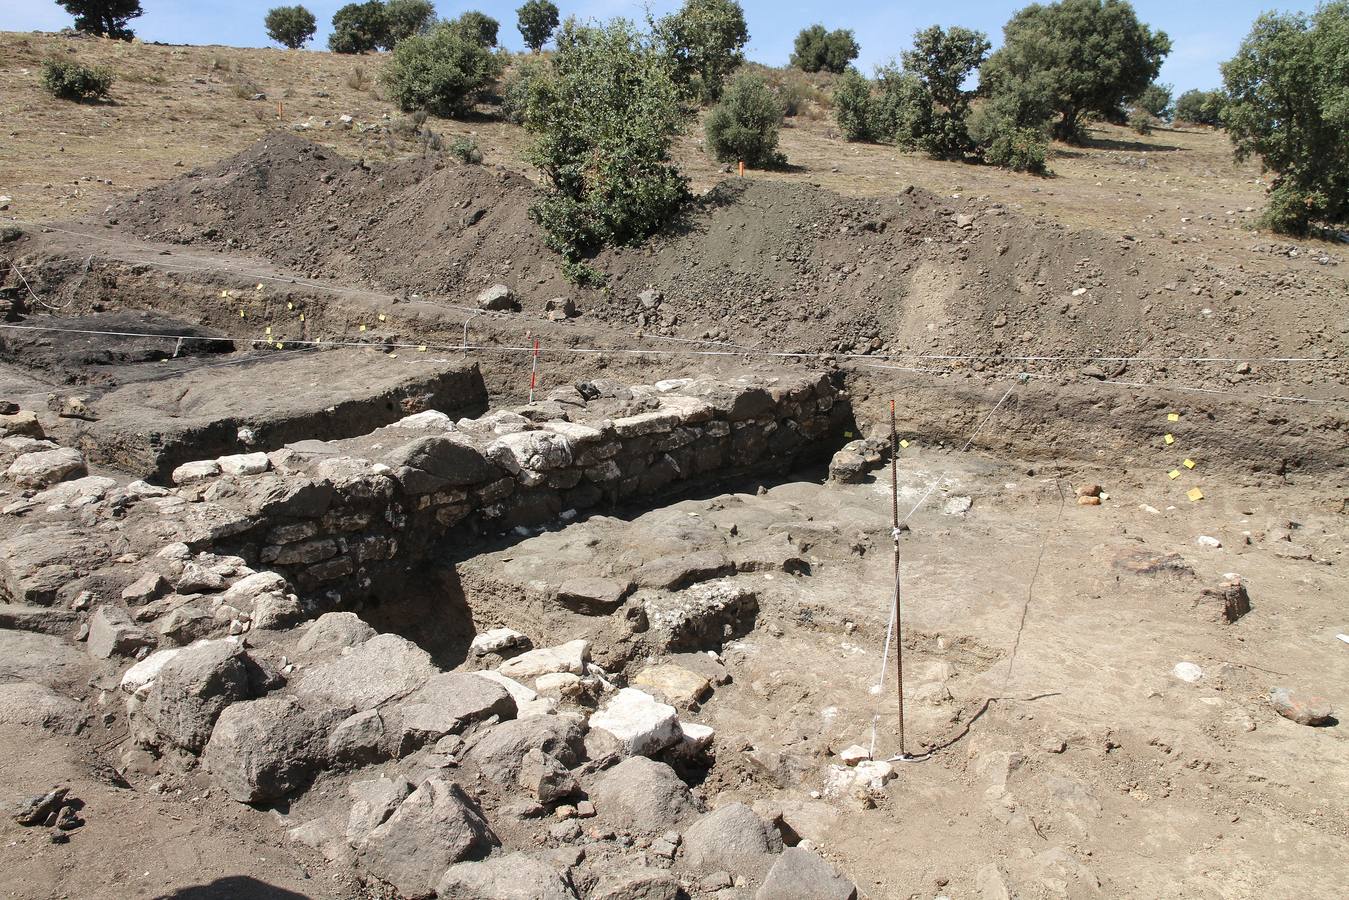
[299,314,305,322]
[418,345,427,352]
[1183,459,1196,469]
[900,439,910,448]
[221,290,229,298]
[378,313,387,322]
[275,342,284,349]
[256,283,263,290]
[1167,413,1180,422]
[1168,470,1181,480]
[359,324,367,332]
[287,302,293,310]
[1187,488,1204,502]
[265,326,271,335]
[1164,434,1175,445]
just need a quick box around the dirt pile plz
[105,134,1347,396]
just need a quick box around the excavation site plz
[2,99,1348,900]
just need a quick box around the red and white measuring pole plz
[528,338,540,403]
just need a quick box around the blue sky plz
[1,1,1325,90]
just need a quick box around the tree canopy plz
[517,0,560,52]
[980,0,1171,142]
[264,5,317,49]
[1222,1,1349,234]
[328,1,389,53]
[57,0,142,40]
[384,0,436,45]
[655,0,749,102]
[790,24,860,74]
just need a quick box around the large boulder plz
[756,847,858,900]
[295,611,376,655]
[590,756,696,833]
[135,638,252,753]
[204,695,337,802]
[354,776,498,899]
[463,714,587,784]
[682,802,782,879]
[5,447,87,488]
[588,688,681,757]
[395,672,516,752]
[294,633,436,712]
[437,853,577,900]
[385,436,495,495]
[486,431,574,473]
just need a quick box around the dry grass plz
[1,30,1320,271]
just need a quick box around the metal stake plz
[890,400,907,758]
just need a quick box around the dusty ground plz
[1,27,1347,900]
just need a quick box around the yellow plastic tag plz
[287,302,293,310]
[843,431,853,438]
[265,326,271,335]
[239,310,245,318]
[299,314,305,322]
[1164,434,1175,445]
[900,439,910,448]
[1100,491,1109,500]
[1187,488,1204,502]
[389,353,397,359]
[221,290,229,298]
[1167,413,1180,422]
[1183,459,1196,469]
[378,313,387,322]
[1168,470,1181,480]
[359,324,367,332]
[418,345,427,352]
[275,342,284,349]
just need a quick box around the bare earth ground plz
[0,28,1347,900]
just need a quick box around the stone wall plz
[167,371,849,600]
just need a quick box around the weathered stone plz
[396,672,517,751]
[328,709,389,764]
[120,647,184,694]
[252,592,306,630]
[556,577,634,612]
[589,688,681,757]
[470,627,531,657]
[633,551,734,591]
[204,695,333,802]
[632,664,711,708]
[472,671,539,709]
[5,448,87,489]
[27,475,117,509]
[260,538,337,566]
[477,283,518,312]
[121,572,170,605]
[756,847,858,900]
[172,460,221,485]
[219,571,289,608]
[295,633,436,712]
[0,682,88,735]
[1270,687,1333,726]
[487,431,574,473]
[0,410,43,438]
[217,452,271,476]
[0,527,111,605]
[590,756,695,832]
[87,605,156,659]
[296,611,376,655]
[827,449,870,484]
[518,748,579,803]
[612,409,684,438]
[682,802,782,879]
[645,581,758,651]
[498,639,589,679]
[386,436,495,495]
[592,869,682,900]
[463,714,587,784]
[175,562,227,593]
[437,853,576,900]
[158,606,217,645]
[137,638,252,753]
[347,774,414,844]
[355,776,497,899]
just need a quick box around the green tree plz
[41,58,114,100]
[56,0,142,39]
[1173,88,1226,126]
[1136,82,1173,119]
[264,5,317,49]
[525,18,689,275]
[900,25,990,157]
[329,1,389,53]
[655,0,749,102]
[1222,1,1349,234]
[385,0,436,45]
[871,64,935,149]
[502,55,551,124]
[981,0,1171,143]
[380,17,504,115]
[704,71,784,167]
[517,0,560,52]
[790,24,860,74]
[832,67,875,141]
[455,10,501,47]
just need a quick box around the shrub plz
[525,18,689,270]
[967,89,1052,173]
[832,67,874,141]
[456,11,501,47]
[265,5,317,49]
[899,25,989,158]
[1223,1,1349,234]
[41,59,114,102]
[981,0,1172,143]
[517,0,560,52]
[1174,88,1226,126]
[790,24,859,74]
[655,0,749,102]
[501,56,550,124]
[870,64,933,149]
[1128,108,1156,134]
[773,78,807,117]
[450,135,483,163]
[329,1,389,53]
[381,19,504,116]
[57,0,142,40]
[1136,82,1173,120]
[385,0,436,45]
[704,72,784,167]
[346,65,369,91]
